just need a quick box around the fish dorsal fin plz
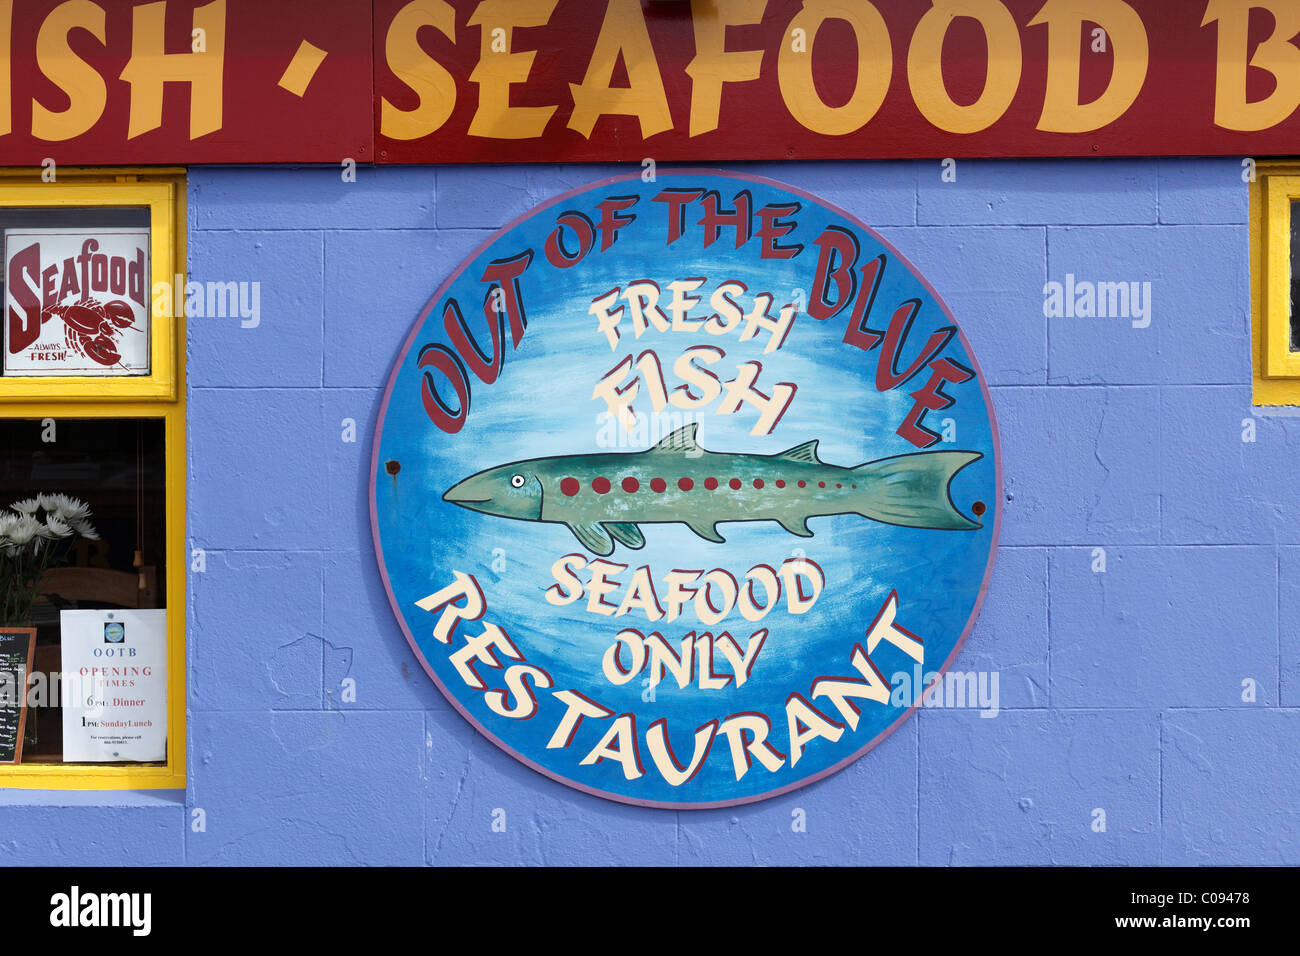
[777,516,814,538]
[652,424,700,455]
[777,440,821,464]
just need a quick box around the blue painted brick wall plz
[2,158,1294,867]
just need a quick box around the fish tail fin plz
[852,451,983,530]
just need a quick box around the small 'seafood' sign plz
[3,228,150,376]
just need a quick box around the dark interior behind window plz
[0,418,166,763]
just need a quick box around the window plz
[0,169,185,790]
[1252,163,1300,405]
[1292,199,1300,352]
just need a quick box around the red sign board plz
[1,0,1298,166]
[374,0,1300,163]
[0,0,373,165]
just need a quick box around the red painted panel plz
[0,0,372,165]
[373,0,1300,163]
[0,1,1297,166]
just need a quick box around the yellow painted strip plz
[0,0,11,138]
[278,40,328,98]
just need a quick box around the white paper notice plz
[60,609,166,763]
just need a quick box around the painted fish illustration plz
[443,425,984,556]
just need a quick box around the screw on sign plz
[44,297,136,367]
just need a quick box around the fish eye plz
[510,474,526,488]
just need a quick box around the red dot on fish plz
[728,478,742,490]
[776,480,786,488]
[818,481,826,488]
[650,478,666,493]
[678,477,694,491]
[705,477,718,490]
[592,477,611,494]
[622,477,639,493]
[798,480,806,488]
[560,477,579,496]
[753,479,765,489]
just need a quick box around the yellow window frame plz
[1252,163,1300,405]
[0,168,186,791]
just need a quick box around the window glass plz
[1,208,152,377]
[0,418,167,765]
[1292,199,1299,351]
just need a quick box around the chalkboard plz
[0,629,35,764]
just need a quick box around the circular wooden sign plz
[372,171,1001,808]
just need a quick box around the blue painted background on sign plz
[1,159,1293,865]
[372,173,998,806]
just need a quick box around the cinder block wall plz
[4,159,1291,866]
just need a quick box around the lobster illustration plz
[43,296,138,367]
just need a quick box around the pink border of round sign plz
[369,168,1004,810]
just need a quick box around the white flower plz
[1,494,97,553]
[43,514,73,538]
[50,494,90,521]
[7,515,42,547]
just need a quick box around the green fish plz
[443,425,983,557]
